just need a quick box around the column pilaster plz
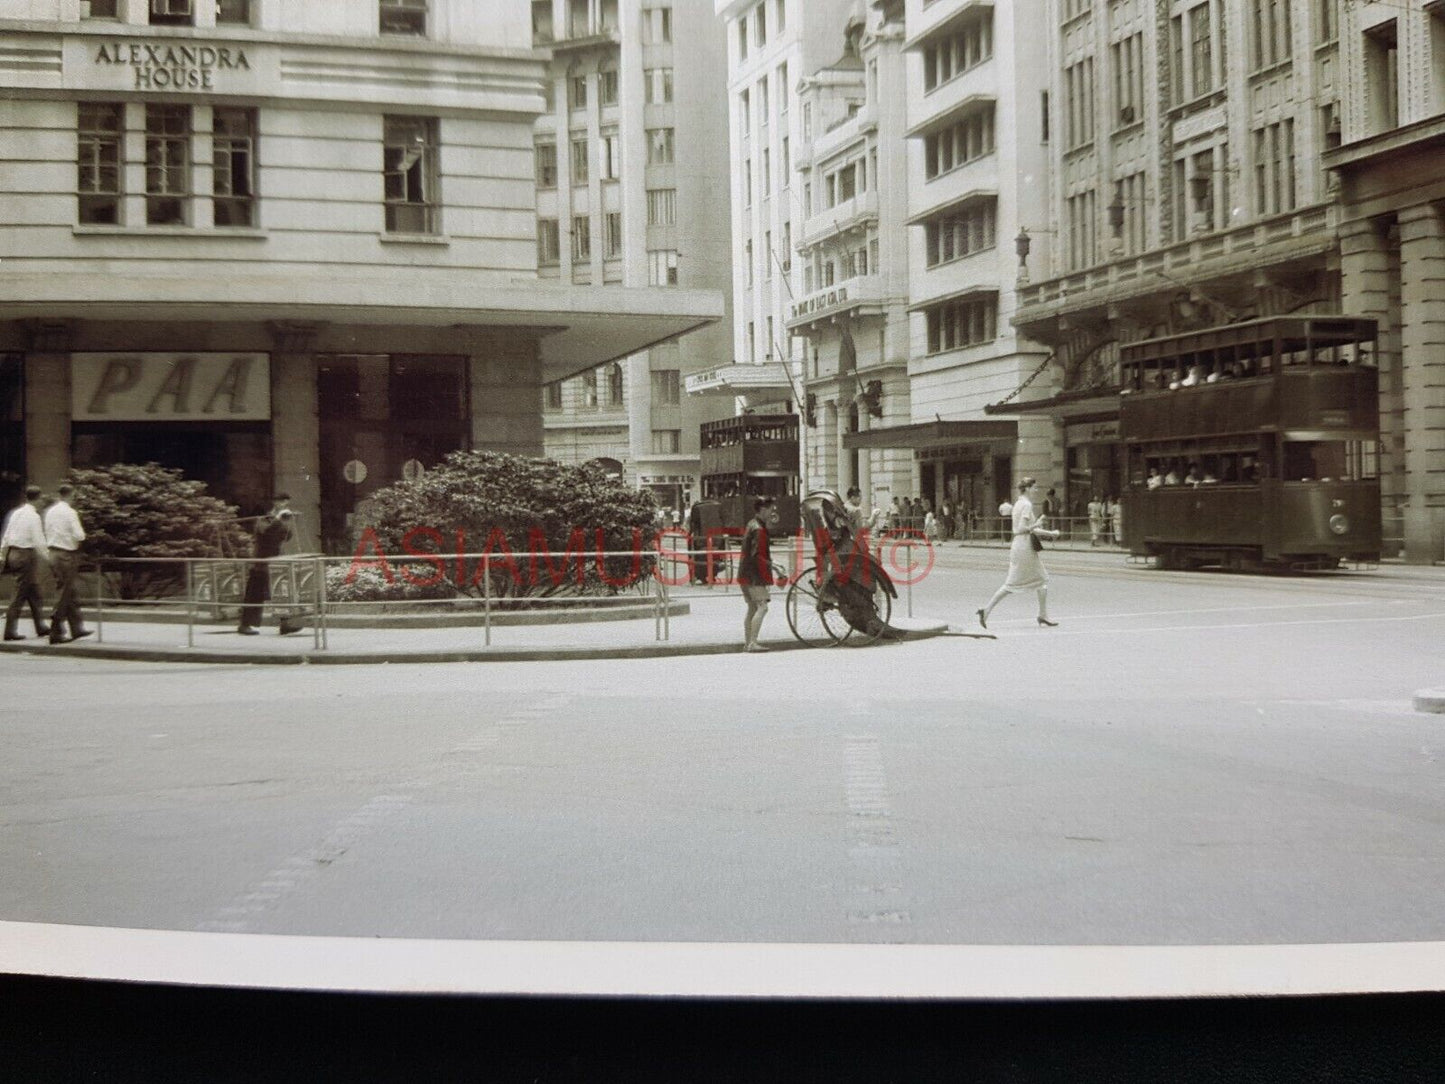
[1396,203,1445,563]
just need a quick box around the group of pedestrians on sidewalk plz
[0,484,91,644]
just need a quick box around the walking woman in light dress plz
[977,478,1061,629]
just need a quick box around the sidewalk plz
[0,588,948,665]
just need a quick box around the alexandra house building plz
[0,0,719,550]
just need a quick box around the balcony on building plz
[785,275,886,334]
[545,0,621,53]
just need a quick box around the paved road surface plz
[2,550,1443,946]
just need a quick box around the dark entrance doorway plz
[0,355,22,510]
[71,421,272,518]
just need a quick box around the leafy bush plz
[323,565,456,604]
[358,451,659,597]
[66,462,251,599]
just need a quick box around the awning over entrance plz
[843,418,1016,450]
[0,270,724,387]
[984,387,1123,422]
[684,361,795,399]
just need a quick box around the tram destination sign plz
[72,353,271,421]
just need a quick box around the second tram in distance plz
[1119,316,1381,571]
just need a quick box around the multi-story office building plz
[1009,0,1342,521]
[1325,3,1445,563]
[0,0,719,547]
[533,0,734,515]
[705,0,858,495]
[873,0,1053,519]
[786,4,913,512]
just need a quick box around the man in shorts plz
[738,495,779,653]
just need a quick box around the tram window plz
[1282,440,1378,482]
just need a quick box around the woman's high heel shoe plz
[1037,617,1059,627]
[976,608,988,629]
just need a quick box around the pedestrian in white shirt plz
[1,485,51,641]
[43,483,90,643]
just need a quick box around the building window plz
[1171,2,1225,105]
[780,220,791,270]
[536,141,557,188]
[646,68,674,104]
[1061,0,1091,18]
[149,0,193,26]
[781,136,790,184]
[216,0,250,23]
[766,316,774,355]
[776,0,787,34]
[1064,58,1095,149]
[86,0,119,15]
[145,103,190,226]
[648,249,679,285]
[1364,21,1400,133]
[762,148,771,195]
[745,238,753,285]
[544,381,562,411]
[212,107,257,227]
[763,229,773,278]
[643,6,672,44]
[1318,0,1338,45]
[600,130,621,180]
[582,369,598,408]
[925,296,997,354]
[1066,189,1097,270]
[758,78,769,123]
[77,102,123,225]
[1114,172,1148,254]
[922,10,994,92]
[923,106,996,179]
[570,74,588,110]
[651,429,681,455]
[778,61,789,112]
[607,363,624,406]
[599,68,619,106]
[738,18,748,61]
[605,212,623,258]
[382,116,439,234]
[739,89,750,136]
[1189,5,1214,98]
[1253,119,1295,214]
[647,128,674,164]
[647,187,676,225]
[1111,33,1143,127]
[538,218,560,264]
[747,321,756,360]
[755,1,767,46]
[1041,90,1050,142]
[379,0,427,36]
[923,199,997,267]
[743,159,752,206]
[572,215,591,260]
[571,135,589,184]
[651,369,681,405]
[1250,0,1291,70]
[533,1,555,43]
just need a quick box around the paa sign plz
[72,353,271,421]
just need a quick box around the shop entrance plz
[317,354,469,551]
[71,422,272,520]
[0,355,22,510]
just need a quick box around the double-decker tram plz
[1119,316,1381,571]
[697,413,801,534]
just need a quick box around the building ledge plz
[1323,113,1445,173]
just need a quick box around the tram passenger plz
[1185,464,1202,487]
[1147,467,1163,490]
[1164,466,1181,485]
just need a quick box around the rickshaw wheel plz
[785,567,842,647]
[830,576,892,646]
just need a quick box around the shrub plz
[359,451,659,597]
[65,462,251,599]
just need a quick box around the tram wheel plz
[785,567,841,648]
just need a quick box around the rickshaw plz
[785,489,898,647]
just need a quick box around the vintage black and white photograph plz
[2,0,1445,1061]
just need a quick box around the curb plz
[0,621,950,665]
